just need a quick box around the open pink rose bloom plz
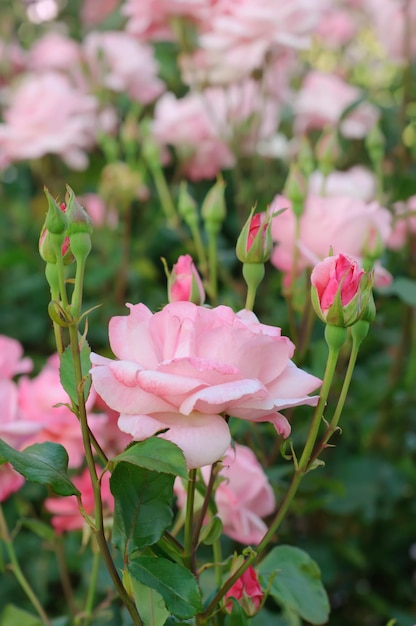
[90,302,321,468]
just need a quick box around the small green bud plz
[44,187,67,235]
[178,182,198,228]
[284,164,307,218]
[201,177,226,235]
[65,186,93,237]
[365,124,385,164]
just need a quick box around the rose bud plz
[168,254,205,305]
[236,208,272,264]
[225,565,264,617]
[311,253,375,327]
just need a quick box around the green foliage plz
[59,340,92,404]
[128,556,203,620]
[258,546,330,625]
[110,462,175,557]
[0,605,43,626]
[0,441,80,496]
[112,438,188,479]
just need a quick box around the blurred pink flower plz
[294,71,379,139]
[174,444,275,544]
[81,0,119,25]
[44,466,113,533]
[18,354,106,468]
[0,464,25,502]
[308,166,377,201]
[0,379,41,449]
[78,193,118,229]
[315,8,358,47]
[387,196,416,251]
[0,39,26,87]
[270,193,391,286]
[83,31,164,104]
[213,444,275,544]
[122,0,214,40]
[365,0,416,61]
[27,33,83,77]
[152,80,278,180]
[0,335,32,379]
[0,72,99,170]
[90,302,320,469]
[190,0,329,83]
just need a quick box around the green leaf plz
[128,556,203,620]
[110,463,175,557]
[0,605,43,626]
[258,545,330,625]
[377,276,416,306]
[113,438,188,479]
[130,577,170,626]
[59,340,92,404]
[224,599,249,626]
[0,440,80,497]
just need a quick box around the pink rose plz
[174,444,275,544]
[308,167,377,202]
[270,193,392,286]
[168,254,205,304]
[225,565,263,615]
[0,72,98,170]
[18,354,106,468]
[44,466,113,533]
[90,302,321,469]
[81,0,119,26]
[27,33,83,77]
[387,196,416,251]
[294,71,379,139]
[0,464,25,502]
[78,193,118,230]
[83,31,164,104]
[312,254,364,311]
[0,379,41,449]
[122,0,214,41]
[0,335,32,379]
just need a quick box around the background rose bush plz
[0,0,416,624]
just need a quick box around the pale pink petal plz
[179,379,267,415]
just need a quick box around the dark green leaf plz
[110,463,174,557]
[59,340,92,404]
[258,545,330,625]
[128,556,203,620]
[0,440,80,497]
[113,438,188,479]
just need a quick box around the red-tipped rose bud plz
[225,565,263,617]
[39,189,72,264]
[236,208,272,264]
[311,253,375,327]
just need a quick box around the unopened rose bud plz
[40,189,72,265]
[236,208,272,264]
[311,253,375,327]
[167,254,205,305]
[225,565,263,617]
[65,186,93,264]
[201,178,226,236]
[284,165,307,218]
[178,182,198,229]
